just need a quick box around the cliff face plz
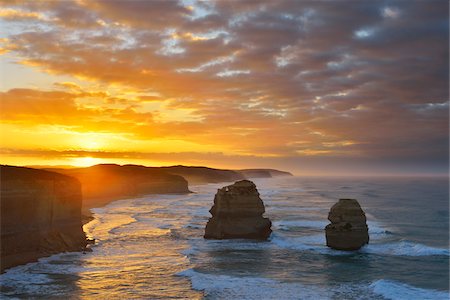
[1,166,87,272]
[204,180,272,240]
[238,169,293,178]
[160,166,245,184]
[45,164,191,209]
[238,169,273,178]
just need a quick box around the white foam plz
[270,234,344,255]
[0,252,87,297]
[178,269,332,299]
[370,279,449,300]
[273,220,328,229]
[271,233,449,257]
[273,219,391,241]
[271,236,320,251]
[180,247,199,256]
[361,241,450,257]
[180,269,446,299]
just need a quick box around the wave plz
[270,234,328,253]
[179,269,449,300]
[270,234,449,257]
[0,252,88,298]
[273,219,391,236]
[362,241,449,257]
[86,213,137,241]
[370,279,449,300]
[177,269,329,299]
[273,220,328,230]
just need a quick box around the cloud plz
[0,0,448,172]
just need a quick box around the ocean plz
[1,176,449,299]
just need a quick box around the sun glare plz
[76,135,105,150]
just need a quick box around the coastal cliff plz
[160,165,245,184]
[45,164,191,209]
[160,166,293,183]
[238,169,294,178]
[1,166,87,272]
[41,164,291,220]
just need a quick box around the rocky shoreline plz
[1,165,374,273]
[1,164,292,272]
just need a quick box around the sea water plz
[1,176,448,299]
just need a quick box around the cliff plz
[159,165,245,184]
[238,169,272,178]
[45,164,191,209]
[238,169,293,178]
[204,180,272,240]
[1,165,87,272]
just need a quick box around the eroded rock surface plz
[1,166,87,272]
[325,199,369,250]
[204,180,271,240]
[44,164,190,210]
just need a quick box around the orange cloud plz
[0,1,447,174]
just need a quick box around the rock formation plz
[204,180,272,240]
[237,169,273,178]
[238,169,293,178]
[325,199,369,250]
[160,165,245,184]
[1,166,88,272]
[44,164,191,210]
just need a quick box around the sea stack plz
[325,199,369,250]
[204,180,272,240]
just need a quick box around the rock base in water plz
[325,198,369,250]
[204,180,271,240]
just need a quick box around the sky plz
[0,0,448,176]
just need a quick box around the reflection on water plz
[1,195,204,299]
[73,198,203,299]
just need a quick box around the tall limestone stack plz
[204,180,272,240]
[325,199,369,250]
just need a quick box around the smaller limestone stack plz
[204,180,272,240]
[325,199,369,250]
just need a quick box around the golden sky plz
[0,1,448,175]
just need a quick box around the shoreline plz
[81,190,195,225]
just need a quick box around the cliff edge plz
[1,165,87,272]
[238,169,294,178]
[160,165,245,184]
[45,164,191,210]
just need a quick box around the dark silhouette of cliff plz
[44,164,191,210]
[160,165,245,184]
[238,169,293,178]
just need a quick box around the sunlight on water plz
[74,197,203,299]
